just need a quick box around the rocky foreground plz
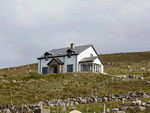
[1,91,150,113]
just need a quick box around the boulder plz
[11,80,16,83]
[139,106,145,111]
[69,110,82,113]
[81,99,87,104]
[136,100,141,105]
[111,108,119,111]
[102,97,107,102]
[120,106,128,111]
[3,109,10,113]
[141,102,146,106]
[131,101,136,106]
[145,81,150,84]
[139,77,144,80]
[123,102,131,106]
[106,108,110,113]
[0,76,3,79]
[41,109,50,113]
[116,111,126,113]
[147,101,150,104]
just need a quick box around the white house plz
[37,43,104,74]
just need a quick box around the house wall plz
[77,46,103,73]
[38,60,41,74]
[63,55,76,73]
[38,55,77,74]
[39,58,52,74]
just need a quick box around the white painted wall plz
[39,58,52,74]
[64,55,76,73]
[77,46,97,62]
[77,46,104,73]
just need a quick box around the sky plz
[0,0,150,68]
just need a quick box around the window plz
[45,55,49,60]
[68,52,71,58]
[42,67,48,74]
[67,64,73,72]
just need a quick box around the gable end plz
[91,45,104,65]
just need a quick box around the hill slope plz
[99,51,150,75]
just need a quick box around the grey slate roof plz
[37,44,91,59]
[79,56,98,63]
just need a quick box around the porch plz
[80,62,101,73]
[47,58,64,74]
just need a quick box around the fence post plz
[103,81,105,86]
[95,88,97,94]
[87,106,89,113]
[103,104,105,113]
[8,68,9,71]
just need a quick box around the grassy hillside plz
[0,72,110,105]
[0,50,150,106]
[99,51,150,75]
[0,63,38,77]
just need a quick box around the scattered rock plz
[141,102,146,106]
[132,101,136,106]
[145,81,150,84]
[116,111,126,113]
[0,76,3,79]
[106,108,110,113]
[139,106,146,111]
[11,80,16,83]
[139,77,144,80]
[126,66,131,68]
[147,101,150,104]
[69,110,82,113]
[3,108,10,113]
[136,100,141,105]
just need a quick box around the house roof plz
[79,56,98,63]
[37,44,104,65]
[37,44,91,59]
[47,58,64,65]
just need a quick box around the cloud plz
[0,0,150,68]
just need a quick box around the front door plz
[54,66,57,73]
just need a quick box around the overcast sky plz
[0,0,150,68]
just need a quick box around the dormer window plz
[66,48,76,58]
[44,51,53,61]
[68,52,71,58]
[45,55,49,60]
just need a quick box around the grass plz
[0,72,110,105]
[99,51,150,75]
[0,50,150,112]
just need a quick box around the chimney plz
[71,43,75,49]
